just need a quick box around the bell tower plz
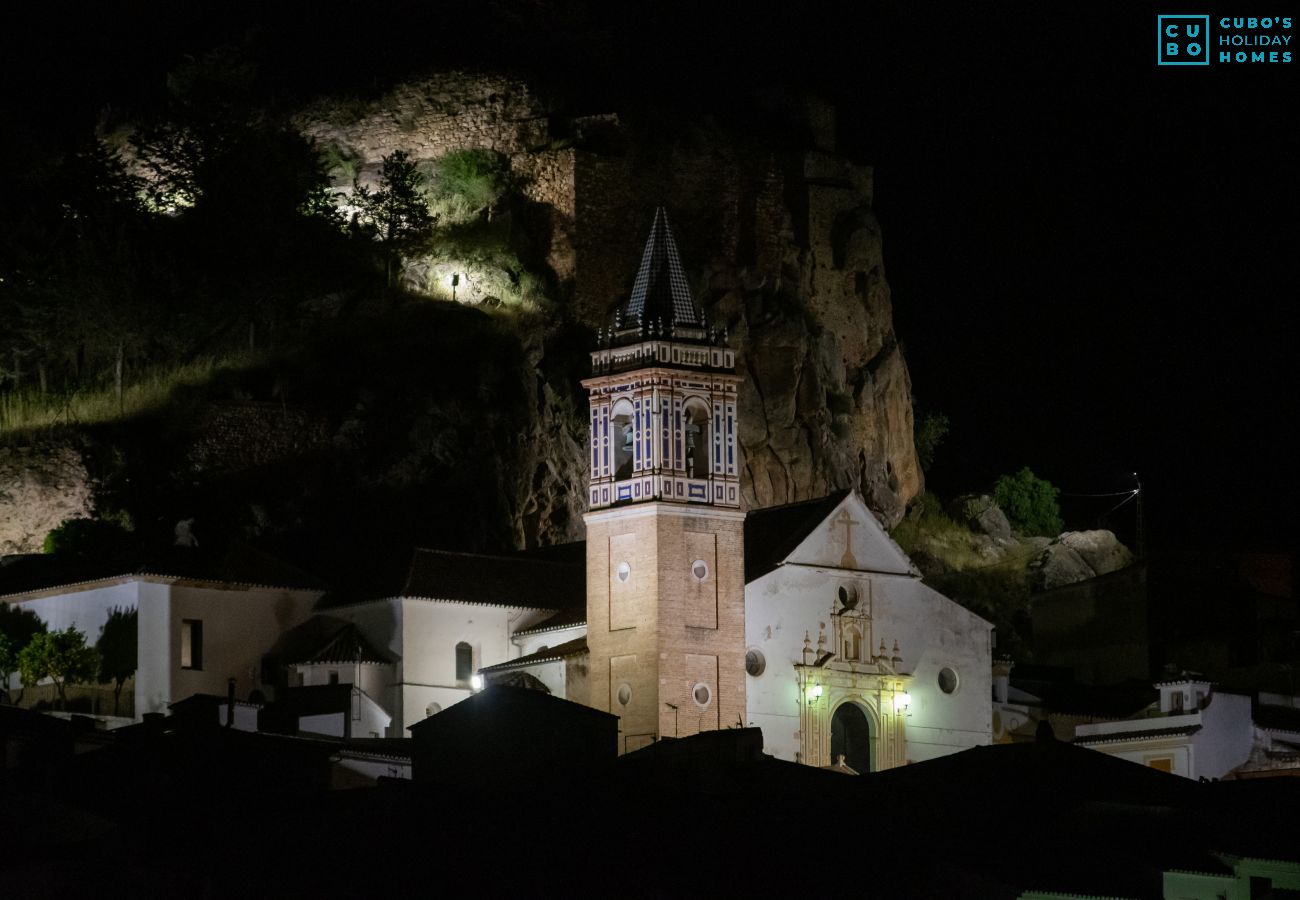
[582,208,746,753]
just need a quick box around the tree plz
[351,150,436,287]
[914,410,950,472]
[993,466,1064,537]
[96,607,138,716]
[0,604,45,703]
[18,627,101,711]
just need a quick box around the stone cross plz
[832,508,859,569]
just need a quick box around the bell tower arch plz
[582,207,746,752]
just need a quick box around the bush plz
[993,467,1063,537]
[43,518,135,559]
[421,150,511,224]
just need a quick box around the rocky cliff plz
[0,71,922,560]
[299,73,922,529]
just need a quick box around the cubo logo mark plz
[1158,15,1211,65]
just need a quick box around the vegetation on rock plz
[993,466,1064,537]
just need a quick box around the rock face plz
[951,494,1013,541]
[0,443,95,554]
[298,76,923,528]
[1058,530,1135,576]
[1030,530,1134,591]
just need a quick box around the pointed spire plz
[622,207,702,329]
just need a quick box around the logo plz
[1158,15,1210,64]
[1157,15,1294,65]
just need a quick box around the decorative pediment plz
[782,493,917,576]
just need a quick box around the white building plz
[1,556,320,719]
[1074,676,1300,780]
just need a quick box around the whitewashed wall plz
[744,494,993,766]
[6,580,139,641]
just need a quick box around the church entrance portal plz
[830,702,873,773]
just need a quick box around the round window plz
[938,667,959,694]
[837,584,859,610]
[745,649,766,677]
[692,682,712,707]
[616,561,631,583]
[617,683,632,706]
[425,702,442,717]
[691,559,709,581]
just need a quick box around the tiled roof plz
[743,491,851,582]
[401,548,584,610]
[0,543,325,600]
[479,636,588,673]
[621,207,701,328]
[1074,724,1202,745]
[270,615,393,665]
[513,605,588,636]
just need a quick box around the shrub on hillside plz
[993,467,1063,537]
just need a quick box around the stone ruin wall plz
[295,71,578,283]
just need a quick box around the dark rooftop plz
[478,636,588,674]
[1073,724,1203,745]
[269,615,393,666]
[0,542,325,599]
[743,490,851,582]
[320,546,585,610]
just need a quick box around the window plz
[328,670,340,685]
[616,561,631,583]
[837,584,860,610]
[693,682,712,707]
[684,400,711,479]
[612,400,634,480]
[1171,692,1184,711]
[180,619,203,670]
[617,683,633,706]
[843,627,862,662]
[1147,756,1173,773]
[691,559,709,581]
[455,642,473,683]
[745,649,766,678]
[938,667,959,694]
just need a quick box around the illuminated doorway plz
[830,702,873,773]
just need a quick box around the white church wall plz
[527,658,567,697]
[318,599,404,732]
[395,599,529,733]
[886,578,993,762]
[745,564,992,767]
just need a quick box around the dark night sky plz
[5,1,1296,552]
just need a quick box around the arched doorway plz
[831,702,873,773]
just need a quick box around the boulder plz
[1031,543,1096,591]
[1058,530,1135,576]
[950,494,1012,541]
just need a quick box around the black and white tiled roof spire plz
[622,207,702,328]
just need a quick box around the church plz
[2,209,992,773]
[274,207,993,770]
